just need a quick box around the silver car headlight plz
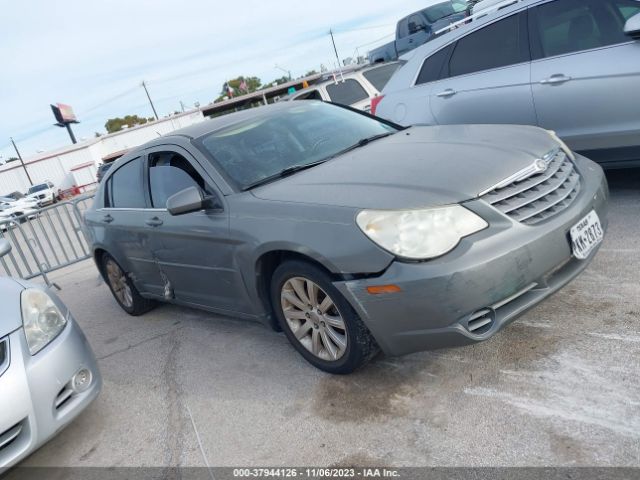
[548,130,575,162]
[21,289,67,355]
[356,205,488,260]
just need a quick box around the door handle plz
[540,74,572,85]
[102,214,114,224]
[436,89,457,98]
[145,217,163,227]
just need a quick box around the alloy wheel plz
[280,277,348,361]
[105,259,133,308]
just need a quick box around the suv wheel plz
[271,260,379,374]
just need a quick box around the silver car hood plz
[0,277,24,337]
[251,124,560,209]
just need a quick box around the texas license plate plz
[570,210,603,260]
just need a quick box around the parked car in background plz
[2,192,25,201]
[0,197,39,230]
[374,0,640,168]
[368,0,471,63]
[96,163,113,183]
[286,62,401,112]
[85,101,607,374]
[0,239,101,471]
[26,181,57,206]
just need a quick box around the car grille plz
[38,194,46,200]
[481,150,581,225]
[0,337,8,377]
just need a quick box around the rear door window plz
[416,44,454,85]
[447,12,528,78]
[530,0,638,59]
[362,63,402,91]
[325,79,369,105]
[106,158,145,208]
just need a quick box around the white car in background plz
[26,181,57,207]
[0,197,39,230]
[285,62,402,112]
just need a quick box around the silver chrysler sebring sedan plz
[84,101,608,374]
[0,240,101,471]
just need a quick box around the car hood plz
[251,124,561,209]
[0,277,24,337]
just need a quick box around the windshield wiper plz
[322,132,395,162]
[243,160,328,190]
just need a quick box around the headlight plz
[21,289,67,355]
[356,205,488,260]
[548,130,575,161]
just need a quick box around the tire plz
[270,260,379,374]
[101,253,156,316]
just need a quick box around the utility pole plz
[141,81,159,120]
[179,100,186,113]
[10,137,33,186]
[275,64,292,81]
[329,29,345,82]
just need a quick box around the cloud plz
[1,0,428,159]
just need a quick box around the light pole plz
[274,64,292,81]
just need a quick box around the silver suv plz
[374,0,640,168]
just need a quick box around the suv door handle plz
[436,89,457,98]
[145,217,163,227]
[540,74,572,85]
[102,214,114,224]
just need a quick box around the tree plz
[304,70,318,77]
[104,114,150,133]
[220,76,262,97]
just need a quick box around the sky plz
[0,0,431,161]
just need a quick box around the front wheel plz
[270,260,379,374]
[102,253,156,316]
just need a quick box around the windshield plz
[28,183,49,194]
[196,102,397,189]
[423,1,468,22]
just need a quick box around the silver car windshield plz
[196,102,397,189]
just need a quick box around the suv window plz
[408,14,427,35]
[106,158,145,208]
[531,0,639,59]
[362,63,402,91]
[398,18,410,38]
[148,151,208,209]
[294,90,323,101]
[416,44,454,85]
[325,79,369,105]
[447,12,528,78]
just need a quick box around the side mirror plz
[166,186,204,216]
[625,12,640,39]
[0,239,11,257]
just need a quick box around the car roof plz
[163,101,318,140]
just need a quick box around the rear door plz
[528,0,640,162]
[101,157,164,296]
[143,145,246,313]
[429,11,537,126]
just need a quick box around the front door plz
[528,0,640,161]
[142,146,246,313]
[429,11,538,126]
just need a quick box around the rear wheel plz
[102,254,155,316]
[271,260,379,374]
